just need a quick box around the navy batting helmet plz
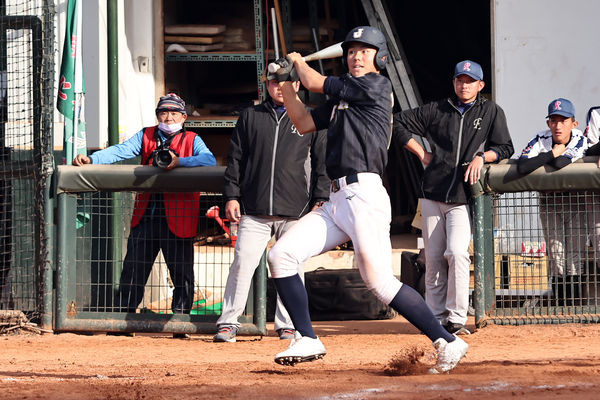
[341,26,389,70]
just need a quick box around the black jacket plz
[394,94,514,204]
[224,100,329,218]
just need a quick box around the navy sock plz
[273,274,316,338]
[389,284,454,343]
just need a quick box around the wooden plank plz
[164,24,226,36]
[165,35,224,44]
[166,43,225,53]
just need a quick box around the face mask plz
[158,122,182,134]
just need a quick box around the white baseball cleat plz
[274,335,326,366]
[428,335,468,374]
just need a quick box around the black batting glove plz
[275,56,299,82]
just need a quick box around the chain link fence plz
[0,1,54,322]
[473,160,600,325]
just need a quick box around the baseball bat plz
[267,42,343,74]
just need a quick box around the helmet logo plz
[554,100,562,110]
[353,28,364,38]
[463,62,471,71]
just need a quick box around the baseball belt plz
[331,174,359,193]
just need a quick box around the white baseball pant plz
[268,173,402,305]
[217,215,303,331]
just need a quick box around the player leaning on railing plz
[517,98,591,306]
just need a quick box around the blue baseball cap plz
[546,98,575,118]
[453,60,483,81]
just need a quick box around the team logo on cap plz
[463,62,471,71]
[554,100,562,111]
[353,28,364,38]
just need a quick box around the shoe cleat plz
[428,335,468,374]
[274,335,326,366]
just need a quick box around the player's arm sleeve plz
[392,105,430,145]
[586,141,600,156]
[310,98,337,131]
[223,114,248,201]
[323,74,387,104]
[178,136,217,167]
[517,151,554,175]
[484,106,514,161]
[88,130,144,164]
[549,134,587,169]
[549,155,572,170]
[309,128,330,203]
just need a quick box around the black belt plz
[331,174,359,193]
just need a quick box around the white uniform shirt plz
[520,128,587,162]
[585,107,600,146]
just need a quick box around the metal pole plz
[254,251,267,336]
[107,0,119,147]
[107,0,122,292]
[270,8,279,60]
[473,192,486,328]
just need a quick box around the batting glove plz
[275,56,299,83]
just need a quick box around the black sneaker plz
[173,333,191,339]
[106,332,135,337]
[444,322,471,335]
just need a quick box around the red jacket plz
[130,126,200,238]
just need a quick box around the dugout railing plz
[472,157,600,327]
[54,165,267,336]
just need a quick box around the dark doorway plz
[388,1,492,104]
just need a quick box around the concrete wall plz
[492,0,600,154]
[55,0,157,150]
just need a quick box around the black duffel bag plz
[304,268,396,321]
[400,250,426,298]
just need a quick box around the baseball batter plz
[267,26,468,373]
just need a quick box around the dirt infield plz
[2,316,600,399]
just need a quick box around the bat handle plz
[267,56,306,74]
[268,62,280,74]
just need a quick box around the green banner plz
[57,0,86,164]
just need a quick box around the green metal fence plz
[54,165,266,336]
[473,158,600,326]
[0,2,54,327]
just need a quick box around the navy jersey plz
[310,73,393,180]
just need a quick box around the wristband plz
[474,151,485,161]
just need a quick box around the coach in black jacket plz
[214,77,329,343]
[394,60,513,336]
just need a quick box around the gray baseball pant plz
[421,199,471,326]
[217,215,303,331]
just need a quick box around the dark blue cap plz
[342,26,389,70]
[547,98,575,118]
[453,60,483,81]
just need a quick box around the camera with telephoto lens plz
[152,148,173,169]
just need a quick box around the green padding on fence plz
[55,165,226,193]
[483,157,600,193]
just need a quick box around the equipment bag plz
[304,268,396,321]
[400,250,426,298]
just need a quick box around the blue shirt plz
[89,128,217,167]
[456,100,474,115]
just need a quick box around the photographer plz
[72,93,216,331]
